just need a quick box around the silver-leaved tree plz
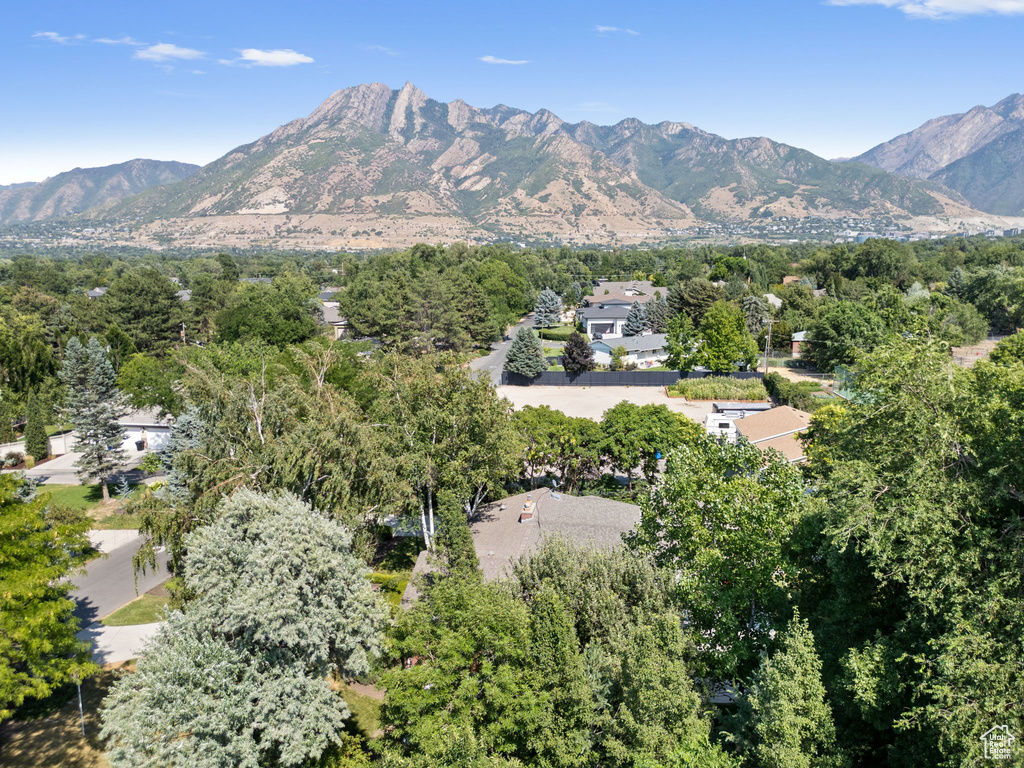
[100,490,388,768]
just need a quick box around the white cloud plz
[234,48,314,66]
[95,36,145,46]
[134,43,205,62]
[595,25,640,35]
[479,55,530,65]
[825,0,1024,18]
[365,44,399,56]
[32,31,84,44]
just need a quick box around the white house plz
[591,333,669,368]
[577,300,633,339]
[118,408,173,454]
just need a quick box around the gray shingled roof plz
[403,492,641,602]
[592,333,667,353]
[578,304,633,320]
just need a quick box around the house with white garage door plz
[118,408,174,453]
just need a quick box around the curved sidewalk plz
[77,622,164,664]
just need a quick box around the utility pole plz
[762,321,773,375]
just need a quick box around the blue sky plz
[3,0,1024,183]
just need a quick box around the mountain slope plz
[96,83,975,247]
[930,125,1024,215]
[855,94,1024,179]
[0,159,200,224]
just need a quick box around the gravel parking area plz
[497,385,714,424]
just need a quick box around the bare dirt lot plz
[497,385,715,424]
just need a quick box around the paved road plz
[71,534,170,626]
[469,313,534,385]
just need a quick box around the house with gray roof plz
[576,303,633,338]
[591,333,669,368]
[402,491,641,603]
[86,287,108,299]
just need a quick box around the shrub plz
[764,372,829,412]
[538,325,583,342]
[670,377,768,401]
[3,450,25,467]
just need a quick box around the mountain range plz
[0,159,199,225]
[94,82,979,248]
[10,84,1024,248]
[854,94,1024,216]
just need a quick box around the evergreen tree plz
[534,288,563,328]
[562,331,596,375]
[645,296,669,333]
[0,398,14,444]
[569,281,583,307]
[623,301,648,337]
[668,278,726,324]
[733,614,844,768]
[505,327,547,378]
[60,337,128,501]
[23,391,49,462]
[741,294,773,335]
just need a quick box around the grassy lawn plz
[338,682,382,739]
[370,536,421,609]
[39,484,104,510]
[44,423,74,438]
[101,595,170,626]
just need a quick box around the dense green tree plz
[806,301,887,373]
[60,337,128,501]
[505,326,547,378]
[216,253,241,282]
[610,345,627,371]
[216,273,320,347]
[103,323,137,371]
[697,301,759,373]
[988,329,1024,365]
[601,401,702,485]
[513,405,603,491]
[623,301,648,336]
[370,353,523,550]
[729,614,844,768]
[669,278,726,324]
[23,391,49,461]
[101,490,387,768]
[0,475,95,721]
[666,314,700,373]
[534,287,563,328]
[103,268,183,353]
[116,353,182,415]
[628,435,807,678]
[562,331,595,375]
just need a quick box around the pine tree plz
[738,614,844,768]
[623,301,648,336]
[645,296,669,333]
[534,288,563,329]
[562,331,595,375]
[23,391,50,462]
[60,337,129,501]
[505,327,547,378]
[569,281,583,307]
[741,294,773,335]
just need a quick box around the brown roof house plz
[734,405,813,463]
[402,491,640,604]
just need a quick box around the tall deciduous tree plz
[60,337,128,501]
[370,353,523,550]
[698,301,759,373]
[505,327,547,378]
[0,475,95,722]
[666,315,700,373]
[534,287,563,328]
[627,434,807,678]
[101,490,387,768]
[562,331,595,375]
[806,301,887,373]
